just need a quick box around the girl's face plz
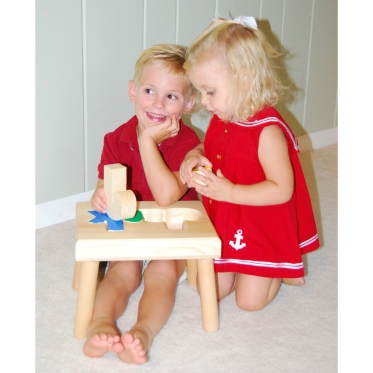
[128,63,194,131]
[187,60,233,120]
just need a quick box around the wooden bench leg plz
[72,262,82,290]
[197,258,219,332]
[186,259,197,287]
[74,261,99,339]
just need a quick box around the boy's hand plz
[91,183,107,213]
[140,115,180,144]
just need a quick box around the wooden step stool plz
[72,200,221,339]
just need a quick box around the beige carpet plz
[35,144,337,373]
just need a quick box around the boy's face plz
[128,63,194,129]
[187,60,232,121]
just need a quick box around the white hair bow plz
[232,16,258,30]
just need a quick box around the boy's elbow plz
[153,184,187,207]
[156,198,171,207]
[154,193,175,207]
[155,183,189,206]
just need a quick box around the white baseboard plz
[297,127,337,152]
[35,127,337,229]
[35,190,93,229]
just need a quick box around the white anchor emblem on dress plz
[229,229,246,250]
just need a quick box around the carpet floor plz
[36,144,338,373]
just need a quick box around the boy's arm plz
[90,178,107,212]
[138,134,189,206]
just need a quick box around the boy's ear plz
[128,80,136,103]
[183,94,196,114]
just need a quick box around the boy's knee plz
[107,261,142,282]
[144,260,179,284]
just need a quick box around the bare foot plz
[83,317,124,358]
[283,277,305,286]
[117,329,150,364]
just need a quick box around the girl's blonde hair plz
[184,18,287,121]
[134,44,200,114]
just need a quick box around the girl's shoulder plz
[238,107,299,152]
[242,106,283,125]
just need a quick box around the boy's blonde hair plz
[184,18,287,121]
[134,44,200,114]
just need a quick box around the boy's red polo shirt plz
[98,115,200,201]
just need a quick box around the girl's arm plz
[192,125,294,205]
[179,119,213,186]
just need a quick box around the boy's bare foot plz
[117,329,150,364]
[283,277,305,286]
[83,317,124,358]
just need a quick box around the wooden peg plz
[192,166,212,186]
[104,164,137,220]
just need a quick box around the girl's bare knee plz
[234,275,281,311]
[235,295,267,312]
[215,272,236,301]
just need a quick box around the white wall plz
[36,0,85,203]
[36,0,338,205]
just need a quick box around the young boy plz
[83,44,200,364]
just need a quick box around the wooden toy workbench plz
[73,200,221,339]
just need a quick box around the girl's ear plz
[183,94,196,114]
[242,68,254,89]
[128,80,136,103]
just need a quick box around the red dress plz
[202,107,319,278]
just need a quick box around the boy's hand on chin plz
[140,115,180,144]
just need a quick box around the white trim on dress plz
[234,117,300,151]
[213,258,304,270]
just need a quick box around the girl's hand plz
[91,184,107,213]
[180,147,211,186]
[191,168,234,202]
[139,115,180,144]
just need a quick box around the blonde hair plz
[184,18,287,121]
[134,44,200,114]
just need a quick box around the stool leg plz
[186,259,197,287]
[197,258,219,332]
[74,261,99,339]
[72,261,82,290]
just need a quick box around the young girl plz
[180,16,320,311]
